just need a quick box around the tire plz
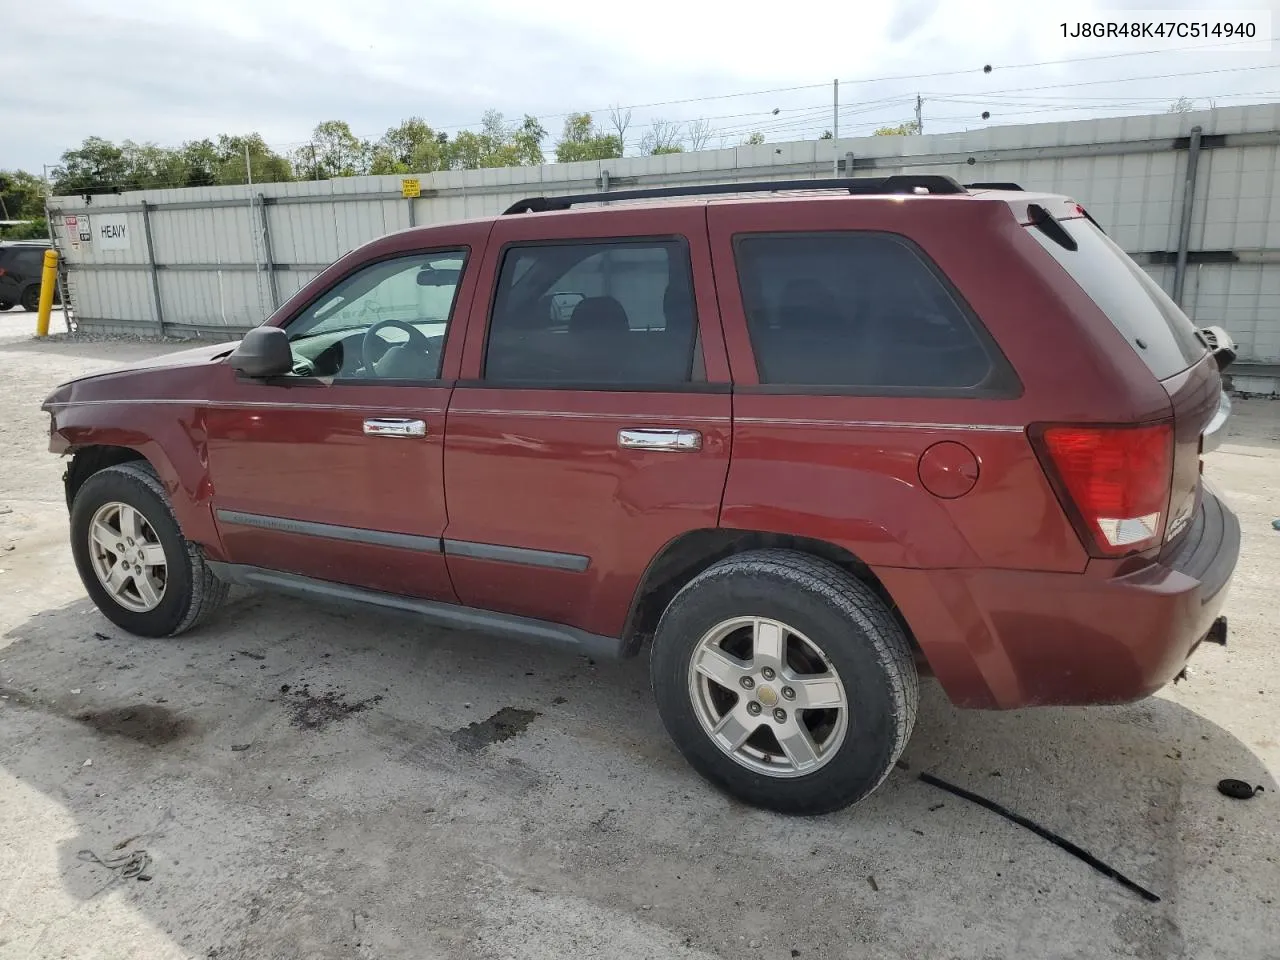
[70,461,229,637]
[650,549,918,815]
[0,301,13,312]
[20,286,40,312]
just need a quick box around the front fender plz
[48,400,225,560]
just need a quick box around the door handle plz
[618,428,702,451]
[363,418,427,438]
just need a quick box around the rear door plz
[442,205,732,639]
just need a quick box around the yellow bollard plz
[35,249,59,337]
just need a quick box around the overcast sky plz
[4,0,1278,173]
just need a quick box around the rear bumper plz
[878,488,1240,708]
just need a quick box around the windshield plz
[1028,217,1206,380]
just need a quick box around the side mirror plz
[228,326,293,378]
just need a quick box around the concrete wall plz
[49,104,1280,375]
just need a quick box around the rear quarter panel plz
[709,195,1172,573]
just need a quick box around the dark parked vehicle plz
[0,239,57,311]
[42,176,1239,814]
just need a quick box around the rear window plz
[0,248,43,275]
[1028,217,1206,380]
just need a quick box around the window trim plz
[455,379,730,394]
[277,246,471,387]
[480,235,706,390]
[730,230,1022,399]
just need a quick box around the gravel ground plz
[0,323,1277,960]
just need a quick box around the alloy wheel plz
[87,501,168,613]
[687,616,849,778]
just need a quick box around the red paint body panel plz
[442,390,731,636]
[203,373,456,600]
[877,538,1232,708]
[43,189,1238,712]
[444,205,731,637]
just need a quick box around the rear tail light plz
[1032,422,1174,557]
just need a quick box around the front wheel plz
[20,286,40,312]
[650,550,918,815]
[70,461,228,637]
[0,300,14,312]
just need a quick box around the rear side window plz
[1028,217,1205,380]
[734,233,1007,393]
[484,239,700,385]
[11,249,44,275]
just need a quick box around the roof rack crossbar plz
[502,175,967,215]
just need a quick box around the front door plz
[206,244,476,601]
[442,206,733,639]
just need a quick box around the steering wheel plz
[361,319,433,377]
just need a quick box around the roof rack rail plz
[502,175,967,215]
[963,182,1024,191]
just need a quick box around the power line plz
[263,34,1279,149]
[430,32,1274,132]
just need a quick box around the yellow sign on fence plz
[401,178,421,199]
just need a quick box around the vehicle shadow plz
[1,592,1276,960]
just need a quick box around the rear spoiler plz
[1199,325,1236,372]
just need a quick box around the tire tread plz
[653,548,918,813]
[88,461,228,636]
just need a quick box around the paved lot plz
[0,325,1277,960]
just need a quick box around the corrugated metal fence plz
[49,104,1280,377]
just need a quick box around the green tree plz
[52,137,129,193]
[873,122,921,136]
[450,111,546,169]
[743,131,766,146]
[177,139,220,187]
[370,117,450,174]
[119,141,189,189]
[554,113,623,163]
[215,134,293,184]
[0,169,49,238]
[0,219,49,240]
[302,121,371,179]
[639,119,683,156]
[0,170,47,220]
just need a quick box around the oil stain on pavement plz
[450,707,540,753]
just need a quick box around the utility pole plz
[833,78,840,177]
[915,94,924,135]
[244,143,254,187]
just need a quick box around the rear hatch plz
[1027,212,1218,554]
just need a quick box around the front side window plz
[735,233,1004,393]
[285,250,466,381]
[484,239,699,385]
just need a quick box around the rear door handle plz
[618,428,702,451]
[363,418,427,438]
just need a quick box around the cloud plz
[2,0,1276,172]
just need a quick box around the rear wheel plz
[650,549,918,815]
[70,461,228,637]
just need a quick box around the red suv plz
[43,176,1239,814]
